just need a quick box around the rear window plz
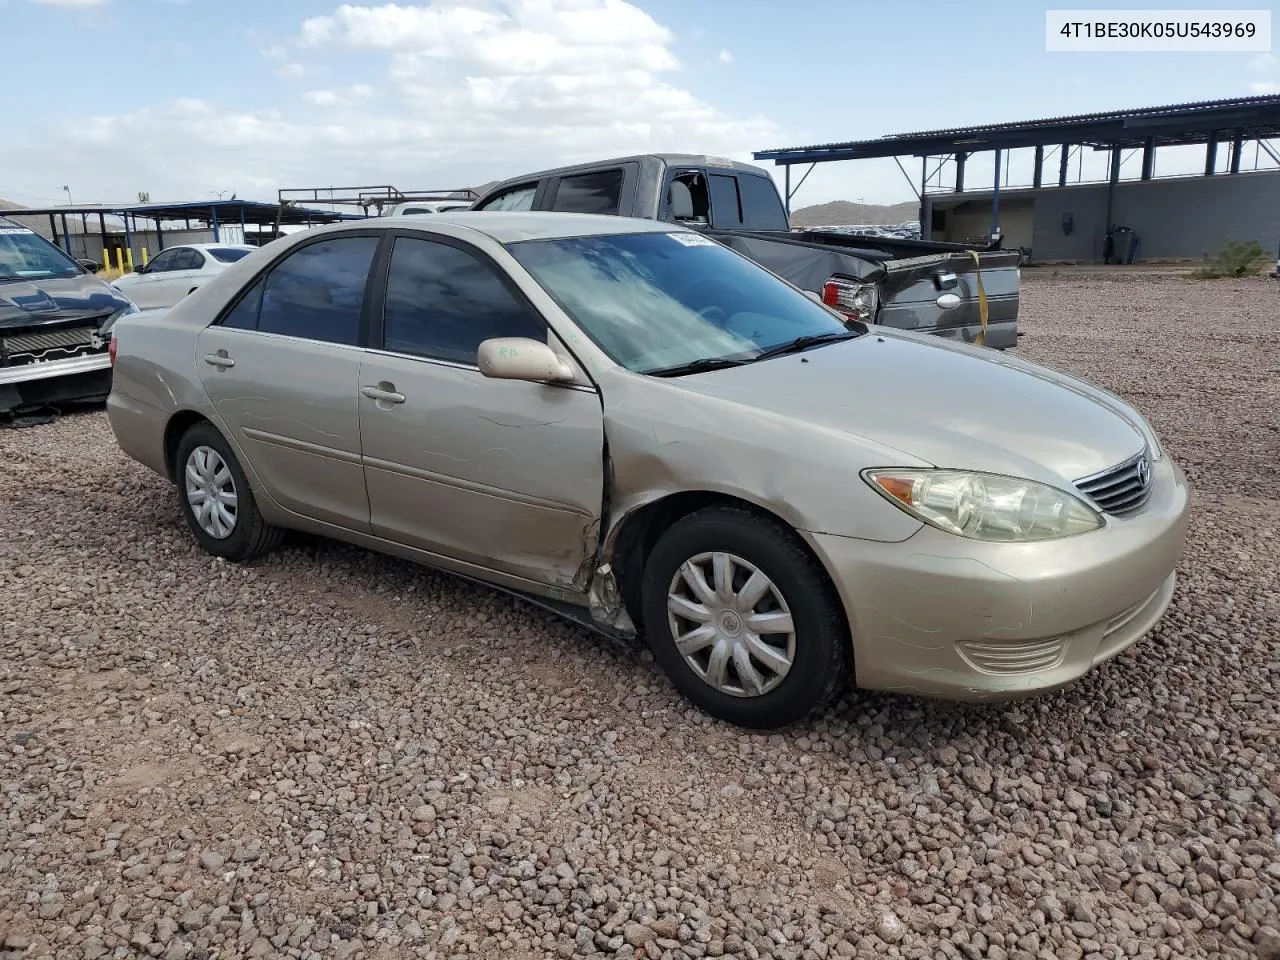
[739,175,788,230]
[550,169,624,215]
[709,174,743,228]
[209,247,252,264]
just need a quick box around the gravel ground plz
[1,274,1278,960]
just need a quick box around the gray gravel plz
[2,272,1278,960]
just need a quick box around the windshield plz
[506,231,860,374]
[208,247,252,263]
[0,225,82,281]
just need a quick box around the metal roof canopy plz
[2,199,363,260]
[755,94,1280,163]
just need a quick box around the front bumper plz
[804,455,1190,701]
[0,353,113,415]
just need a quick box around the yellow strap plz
[967,249,988,347]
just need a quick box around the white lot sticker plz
[668,232,718,247]
[0,226,35,234]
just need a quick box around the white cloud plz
[1250,81,1279,94]
[717,49,732,64]
[303,84,376,106]
[14,0,784,202]
[28,0,106,6]
[275,62,309,79]
[1248,53,1277,74]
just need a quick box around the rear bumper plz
[803,455,1189,701]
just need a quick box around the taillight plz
[109,335,118,367]
[820,278,879,323]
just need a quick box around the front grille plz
[1074,448,1154,516]
[956,637,1066,675]
[0,326,103,367]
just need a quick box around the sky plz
[2,0,1277,211]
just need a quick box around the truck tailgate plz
[878,250,1021,349]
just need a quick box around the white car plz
[112,243,256,309]
[387,200,472,216]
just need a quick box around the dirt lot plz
[2,275,1278,960]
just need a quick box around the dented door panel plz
[357,352,606,590]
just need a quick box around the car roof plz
[332,211,685,244]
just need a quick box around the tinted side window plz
[185,249,207,269]
[551,169,623,215]
[257,236,378,345]
[382,237,545,365]
[477,184,537,211]
[708,174,743,228]
[739,175,789,230]
[148,249,181,272]
[220,278,264,330]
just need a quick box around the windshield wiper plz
[645,356,752,378]
[752,331,859,361]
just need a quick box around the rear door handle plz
[361,384,405,404]
[203,352,235,368]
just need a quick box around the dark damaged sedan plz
[0,216,139,418]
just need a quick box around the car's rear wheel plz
[639,505,849,729]
[174,421,282,562]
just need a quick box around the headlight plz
[862,468,1104,542]
[98,301,139,338]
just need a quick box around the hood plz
[0,273,133,331]
[664,331,1148,485]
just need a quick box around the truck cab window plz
[551,169,624,215]
[667,173,709,225]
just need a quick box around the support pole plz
[211,206,220,242]
[48,213,58,249]
[1104,146,1121,260]
[1032,146,1043,189]
[98,213,107,266]
[60,213,71,254]
[1205,133,1218,175]
[1059,144,1070,187]
[124,213,133,263]
[990,149,1002,242]
[1229,130,1243,173]
[956,152,966,193]
[1141,137,1156,180]
[920,155,928,234]
[156,217,165,251]
[784,165,791,217]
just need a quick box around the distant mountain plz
[790,200,918,227]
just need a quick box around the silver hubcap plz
[185,445,238,540]
[666,551,796,698]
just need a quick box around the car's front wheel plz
[174,421,282,562]
[640,505,850,729]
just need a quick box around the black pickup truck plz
[470,154,1020,348]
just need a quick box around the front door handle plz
[361,384,405,405]
[203,351,235,368]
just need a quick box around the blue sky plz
[4,0,1276,210]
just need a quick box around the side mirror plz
[477,337,575,383]
[77,258,101,273]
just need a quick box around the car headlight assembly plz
[862,468,1104,542]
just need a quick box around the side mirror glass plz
[477,337,575,383]
[76,258,101,273]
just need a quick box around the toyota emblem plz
[1135,455,1150,488]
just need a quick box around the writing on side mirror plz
[477,337,575,383]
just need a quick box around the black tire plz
[639,505,850,729]
[174,421,283,562]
